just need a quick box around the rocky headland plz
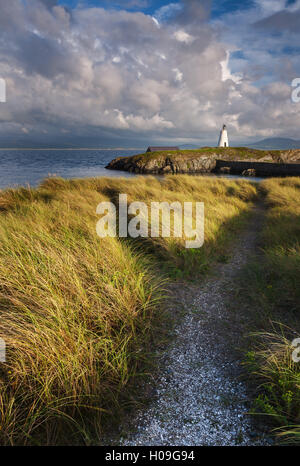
[106,147,300,176]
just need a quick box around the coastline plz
[106,147,300,177]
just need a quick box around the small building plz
[146,146,179,153]
[218,124,229,147]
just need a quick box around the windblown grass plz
[242,178,300,443]
[0,175,256,445]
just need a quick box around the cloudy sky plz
[0,0,300,147]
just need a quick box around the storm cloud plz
[0,0,299,146]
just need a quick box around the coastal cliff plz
[106,148,300,175]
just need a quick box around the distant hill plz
[246,138,300,150]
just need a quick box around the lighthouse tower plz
[218,124,229,147]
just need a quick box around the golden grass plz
[0,175,256,444]
[242,178,300,443]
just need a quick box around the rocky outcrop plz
[242,169,256,177]
[277,150,300,163]
[106,148,300,175]
[106,152,218,174]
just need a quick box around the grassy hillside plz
[0,175,257,445]
[108,147,285,168]
[129,147,281,161]
[242,178,300,443]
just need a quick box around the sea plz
[0,149,262,190]
[0,149,139,190]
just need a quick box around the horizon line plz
[0,147,145,151]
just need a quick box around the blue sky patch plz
[58,0,256,18]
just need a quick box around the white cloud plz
[153,3,182,23]
[151,16,160,28]
[174,30,195,44]
[220,52,242,83]
[173,68,183,82]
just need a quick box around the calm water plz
[0,149,262,190]
[0,149,139,190]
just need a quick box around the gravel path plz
[117,206,272,446]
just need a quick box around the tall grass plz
[242,178,300,443]
[0,175,256,444]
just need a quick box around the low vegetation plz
[119,147,282,163]
[242,178,300,443]
[0,175,256,445]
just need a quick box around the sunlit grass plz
[242,178,300,443]
[0,175,256,444]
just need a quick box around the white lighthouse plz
[218,124,229,147]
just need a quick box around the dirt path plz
[116,205,273,446]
